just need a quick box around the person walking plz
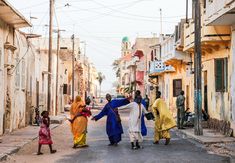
[70,96,89,148]
[135,90,147,137]
[144,95,150,111]
[118,95,148,150]
[37,111,56,155]
[176,90,185,129]
[152,91,176,145]
[92,94,129,146]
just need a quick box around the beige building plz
[0,0,31,134]
[203,0,235,131]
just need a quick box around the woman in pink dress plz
[37,111,56,155]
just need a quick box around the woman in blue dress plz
[92,94,129,146]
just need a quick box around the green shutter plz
[215,59,223,92]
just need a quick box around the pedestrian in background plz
[37,111,56,155]
[152,91,176,145]
[176,90,185,129]
[144,94,150,111]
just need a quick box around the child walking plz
[37,111,57,155]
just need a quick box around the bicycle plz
[31,105,43,126]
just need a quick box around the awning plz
[134,50,144,58]
[0,0,31,28]
[136,71,144,85]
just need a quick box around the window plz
[173,79,182,97]
[151,51,154,61]
[21,59,26,90]
[215,58,228,92]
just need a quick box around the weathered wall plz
[231,27,235,122]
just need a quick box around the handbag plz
[145,112,155,120]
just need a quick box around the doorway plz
[186,85,190,109]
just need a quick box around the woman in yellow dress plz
[70,96,89,148]
[152,91,176,145]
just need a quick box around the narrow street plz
[3,109,230,163]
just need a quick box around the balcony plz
[149,60,175,78]
[205,0,235,25]
[161,35,191,64]
[183,19,231,52]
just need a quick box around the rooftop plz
[0,0,31,28]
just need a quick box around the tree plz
[96,72,105,97]
[112,59,121,78]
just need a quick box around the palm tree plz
[96,72,105,97]
[112,59,121,78]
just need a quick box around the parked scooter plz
[184,108,209,127]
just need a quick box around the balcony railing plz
[149,60,175,77]
[205,0,235,25]
[183,19,231,51]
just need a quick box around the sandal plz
[50,150,57,154]
[37,152,43,155]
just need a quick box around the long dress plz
[70,100,88,147]
[94,98,129,144]
[119,102,147,142]
[152,98,176,142]
[39,117,53,145]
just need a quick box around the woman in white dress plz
[118,95,148,150]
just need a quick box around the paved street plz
[4,110,230,163]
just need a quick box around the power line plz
[90,0,184,20]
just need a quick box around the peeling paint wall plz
[202,48,230,121]
[231,27,235,121]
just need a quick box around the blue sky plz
[9,0,192,92]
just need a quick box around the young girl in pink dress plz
[37,111,56,155]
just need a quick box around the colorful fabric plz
[154,130,171,142]
[94,98,129,144]
[74,133,87,147]
[152,98,176,131]
[70,97,88,146]
[152,98,176,141]
[39,123,53,145]
[109,134,122,144]
[81,106,92,117]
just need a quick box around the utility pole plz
[186,0,189,23]
[71,34,75,101]
[55,29,65,115]
[47,0,54,113]
[194,0,203,135]
[160,8,162,36]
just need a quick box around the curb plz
[174,129,235,145]
[0,124,61,161]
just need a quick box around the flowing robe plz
[119,102,147,142]
[70,100,88,146]
[152,98,176,141]
[94,98,129,144]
